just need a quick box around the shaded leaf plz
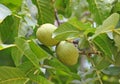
[87,0,113,25]
[54,0,71,18]
[39,44,54,56]
[92,33,116,61]
[96,57,111,70]
[113,29,120,50]
[112,2,120,13]
[91,55,110,70]
[0,15,20,44]
[114,52,120,66]
[0,47,14,66]
[32,0,55,24]
[78,37,89,49]
[102,66,120,76]
[64,1,72,18]
[113,29,120,66]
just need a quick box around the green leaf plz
[113,29,120,51]
[44,58,70,73]
[15,37,39,68]
[54,0,65,9]
[0,44,15,51]
[0,0,22,12]
[28,74,54,84]
[44,58,80,81]
[114,52,120,66]
[112,2,120,13]
[92,13,119,38]
[32,0,55,25]
[64,0,72,18]
[68,18,91,31]
[0,4,11,23]
[29,40,50,60]
[101,13,119,28]
[54,0,71,18]
[0,47,14,66]
[102,66,120,76]
[87,0,113,25]
[96,57,111,70]
[113,29,120,66]
[53,18,92,40]
[0,66,27,84]
[91,55,111,70]
[11,47,23,66]
[78,37,89,49]
[17,61,35,75]
[53,22,80,40]
[92,33,116,62]
[39,44,54,56]
[0,15,20,44]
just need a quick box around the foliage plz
[0,0,120,84]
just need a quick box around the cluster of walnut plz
[36,23,79,66]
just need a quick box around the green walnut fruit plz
[36,23,59,46]
[56,41,79,66]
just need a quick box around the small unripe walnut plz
[36,23,59,46]
[56,41,79,66]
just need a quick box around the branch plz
[54,9,60,26]
[79,50,101,56]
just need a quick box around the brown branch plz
[79,50,101,56]
[54,9,60,26]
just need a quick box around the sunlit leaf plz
[92,13,119,38]
[0,44,15,51]
[29,40,50,60]
[28,74,54,84]
[15,38,39,68]
[0,0,22,12]
[53,18,92,40]
[68,18,91,30]
[11,47,23,66]
[44,58,70,73]
[18,61,35,75]
[53,22,80,40]
[0,4,11,23]
[0,66,27,84]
